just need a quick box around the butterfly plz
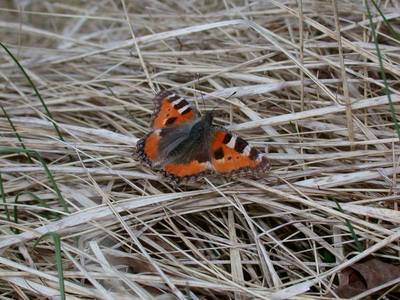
[136,90,270,184]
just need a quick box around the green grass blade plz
[0,173,11,223]
[1,105,33,163]
[334,199,364,253]
[370,0,400,41]
[0,42,67,145]
[13,191,62,234]
[33,233,66,300]
[0,147,70,213]
[365,0,400,139]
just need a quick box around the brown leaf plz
[336,258,400,298]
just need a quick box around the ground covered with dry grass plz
[1,0,400,299]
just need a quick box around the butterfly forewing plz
[210,130,269,175]
[151,90,196,129]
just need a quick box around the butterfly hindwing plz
[159,114,213,181]
[137,126,212,181]
[160,128,269,183]
[162,159,210,181]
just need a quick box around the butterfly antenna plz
[200,91,206,113]
[227,91,238,100]
[195,89,207,117]
[209,91,238,116]
[193,73,207,116]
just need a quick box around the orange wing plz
[136,131,161,167]
[162,160,210,182]
[210,131,270,175]
[151,90,196,129]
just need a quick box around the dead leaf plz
[335,258,400,298]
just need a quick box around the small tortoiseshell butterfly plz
[136,90,270,184]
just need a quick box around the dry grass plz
[1,0,400,299]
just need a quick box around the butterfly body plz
[136,90,270,183]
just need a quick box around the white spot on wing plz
[226,135,237,149]
[178,104,191,114]
[172,97,184,105]
[243,145,251,156]
[203,161,213,170]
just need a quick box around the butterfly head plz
[190,111,213,136]
[201,111,213,126]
